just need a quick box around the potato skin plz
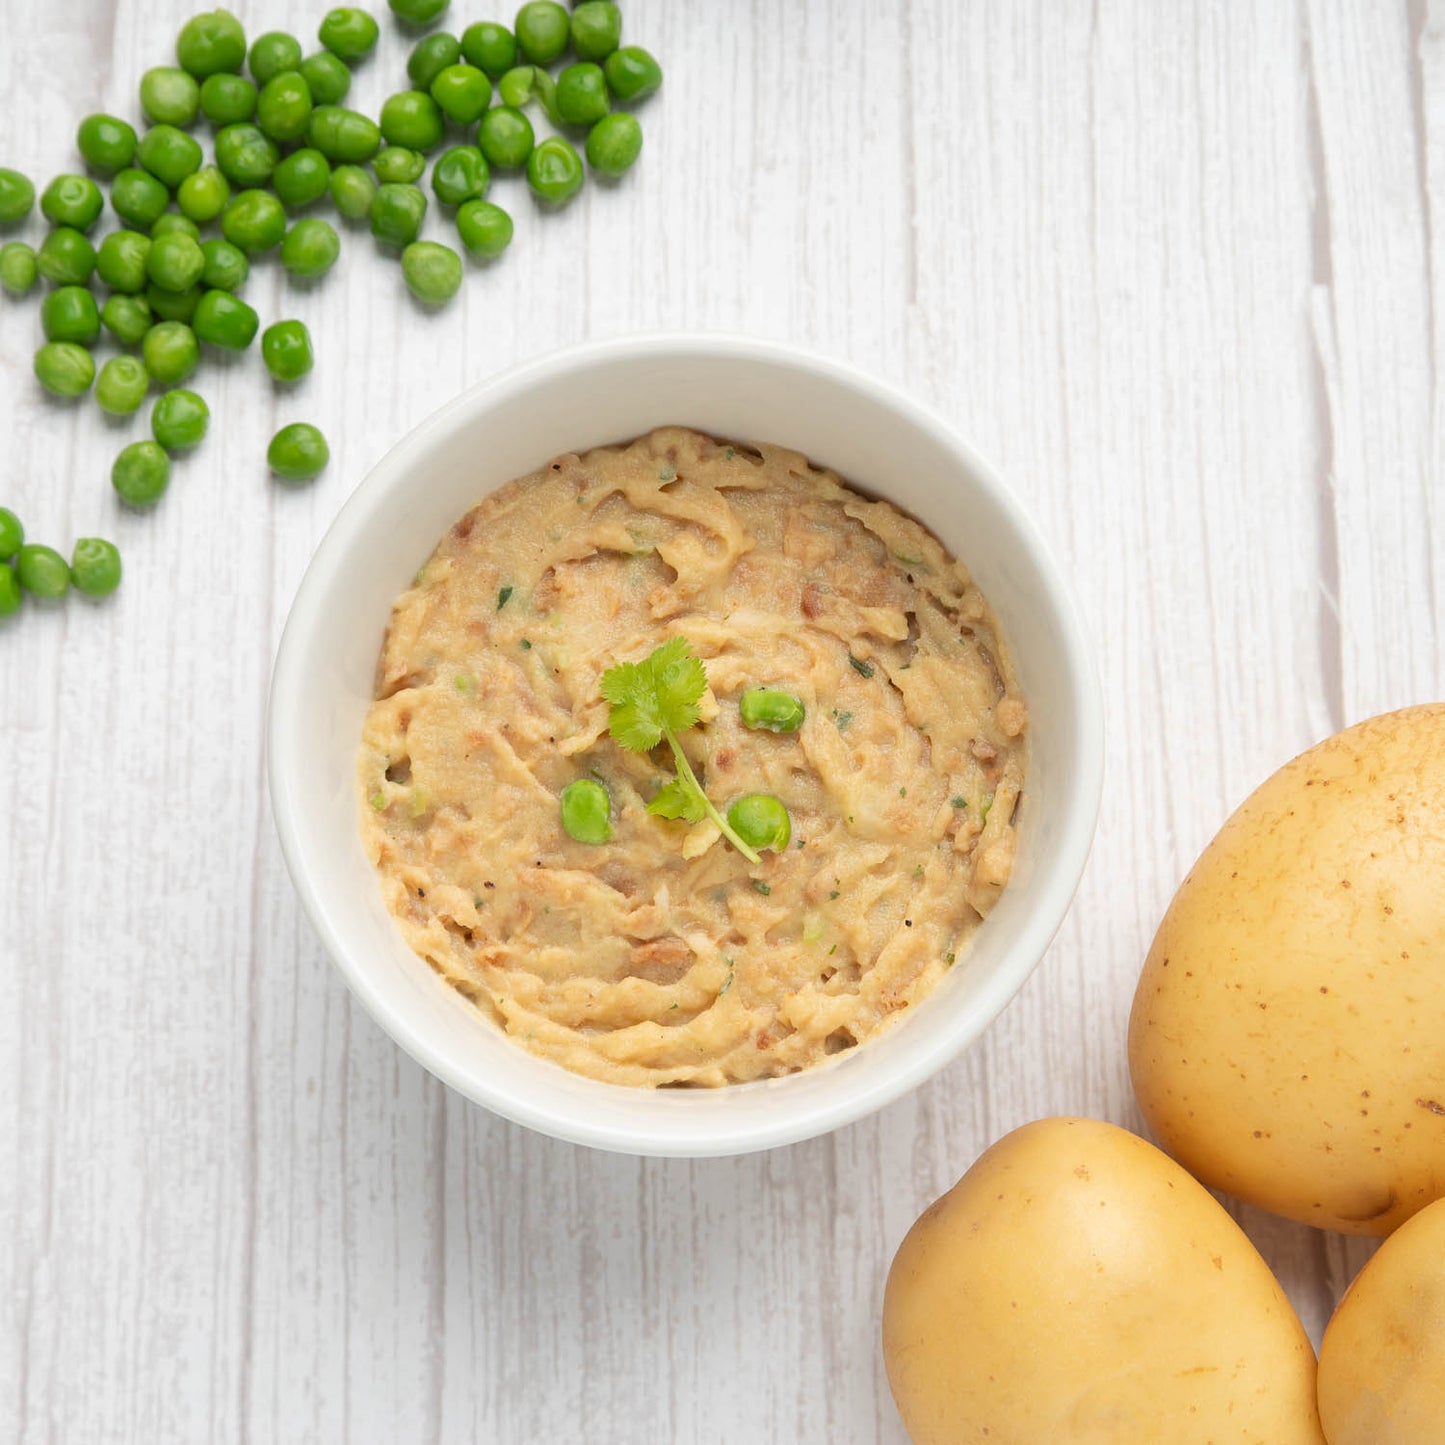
[881,1117,1324,1445]
[1129,705,1445,1235]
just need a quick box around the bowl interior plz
[269,337,1102,1156]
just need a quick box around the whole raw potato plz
[1129,704,1445,1235]
[1317,1195,1445,1443]
[881,1117,1324,1444]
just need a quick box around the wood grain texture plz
[1,1,1441,1441]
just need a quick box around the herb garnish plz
[497,585,513,610]
[848,654,874,679]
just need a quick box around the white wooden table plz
[4,2,1442,1440]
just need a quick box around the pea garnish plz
[560,778,613,845]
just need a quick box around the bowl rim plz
[268,331,1105,1155]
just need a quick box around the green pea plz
[308,105,381,162]
[379,91,444,152]
[140,67,201,126]
[513,2,569,65]
[40,285,100,345]
[496,65,535,108]
[603,46,662,103]
[430,64,492,125]
[146,281,202,322]
[738,688,806,734]
[199,72,258,125]
[93,230,148,292]
[0,563,19,617]
[193,288,258,349]
[727,794,792,853]
[318,8,379,62]
[260,152,322,213]
[111,440,172,508]
[555,63,609,127]
[0,507,22,558]
[221,188,287,253]
[249,30,303,85]
[0,168,35,225]
[146,231,206,292]
[76,114,138,174]
[370,182,427,246]
[70,537,123,599]
[110,168,170,230]
[256,71,313,143]
[401,240,462,304]
[33,341,95,398]
[35,227,96,285]
[431,145,489,206]
[570,2,620,62]
[389,0,450,28]
[40,174,104,231]
[176,164,230,223]
[268,422,329,482]
[461,22,516,78]
[476,106,533,168]
[260,319,314,382]
[199,238,248,291]
[585,112,642,179]
[329,164,377,219]
[101,294,153,346]
[151,212,201,240]
[280,217,340,278]
[95,355,150,415]
[525,136,583,206]
[151,389,210,452]
[455,199,511,259]
[137,125,203,189]
[16,544,70,600]
[141,320,200,384]
[559,777,612,844]
[176,9,248,79]
[408,32,461,89]
[529,67,564,128]
[374,147,426,184]
[1,241,38,295]
[214,123,279,186]
[298,51,351,105]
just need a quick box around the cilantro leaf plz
[647,778,706,823]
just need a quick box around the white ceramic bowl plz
[269,334,1103,1157]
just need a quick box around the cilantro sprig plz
[600,637,762,863]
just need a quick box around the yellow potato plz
[881,1117,1324,1444]
[1317,1195,1445,1443]
[1129,704,1445,1235]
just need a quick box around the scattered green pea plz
[461,21,517,78]
[571,2,621,62]
[261,319,314,381]
[140,66,202,126]
[603,46,662,103]
[0,168,35,225]
[513,2,569,65]
[0,241,37,295]
[0,563,19,617]
[16,544,70,599]
[555,63,609,127]
[455,198,511,259]
[318,8,379,63]
[70,538,123,599]
[432,145,489,205]
[738,688,806,733]
[101,294,153,346]
[141,320,200,384]
[408,32,461,89]
[40,285,100,345]
[110,168,170,230]
[477,106,533,168]
[430,64,492,125]
[111,440,171,507]
[151,212,201,240]
[727,794,792,853]
[401,240,462,304]
[496,65,535,108]
[370,182,427,246]
[35,227,96,285]
[94,231,150,292]
[147,231,206,291]
[309,105,381,162]
[193,288,259,349]
[298,50,352,105]
[389,0,450,28]
[256,71,313,143]
[77,114,139,174]
[199,72,258,125]
[146,281,202,322]
[221,188,287,253]
[249,30,303,86]
[374,147,426,184]
[528,67,563,128]
[40,174,104,231]
[176,164,230,223]
[151,389,209,452]
[280,217,340,278]
[379,91,444,152]
[176,9,248,79]
[329,163,377,219]
[137,125,203,189]
[526,136,583,205]
[199,237,249,290]
[95,355,150,415]
[34,342,95,398]
[268,422,329,481]
[586,112,642,179]
[559,777,612,844]
[214,122,279,186]
[0,508,24,558]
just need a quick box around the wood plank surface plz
[2,1,1441,1441]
